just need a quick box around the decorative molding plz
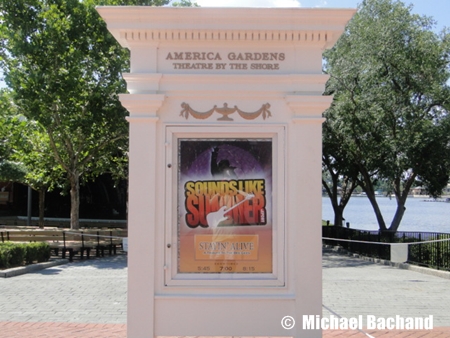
[292,116,326,124]
[122,74,329,96]
[97,8,356,48]
[119,94,166,122]
[180,102,271,121]
[120,29,331,44]
[122,73,162,94]
[126,116,159,124]
[285,95,332,123]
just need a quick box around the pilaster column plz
[120,93,165,338]
[285,95,331,338]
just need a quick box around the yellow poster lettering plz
[184,179,267,228]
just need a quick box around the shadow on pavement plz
[322,251,375,268]
[29,254,128,276]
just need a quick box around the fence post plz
[419,233,422,263]
[437,240,441,270]
[378,231,382,258]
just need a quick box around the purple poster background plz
[177,139,273,273]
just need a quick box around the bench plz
[79,229,126,257]
[0,230,93,262]
[0,228,128,261]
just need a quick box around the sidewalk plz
[0,252,449,337]
[322,250,450,326]
[322,250,450,337]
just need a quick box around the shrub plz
[0,242,26,268]
[38,243,51,262]
[24,243,38,265]
[0,245,12,269]
[30,242,51,263]
[0,242,51,269]
[9,243,26,267]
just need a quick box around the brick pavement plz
[0,322,126,337]
[0,322,449,338]
[0,252,449,337]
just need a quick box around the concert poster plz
[177,139,273,273]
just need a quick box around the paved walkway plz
[0,251,449,337]
[322,250,450,337]
[322,250,450,326]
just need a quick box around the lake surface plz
[322,196,450,234]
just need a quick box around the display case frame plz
[164,125,286,287]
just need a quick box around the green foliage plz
[402,235,450,271]
[0,242,51,269]
[171,0,199,7]
[0,245,11,268]
[0,242,26,268]
[323,0,450,231]
[0,89,61,189]
[93,0,169,5]
[24,242,51,264]
[0,89,27,182]
[322,220,333,226]
[0,0,140,228]
[0,161,26,182]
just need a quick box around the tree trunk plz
[69,173,80,230]
[323,171,358,227]
[388,176,415,232]
[323,176,342,226]
[333,207,344,228]
[365,191,387,231]
[358,167,387,231]
[38,188,46,229]
[332,193,352,227]
[389,201,406,232]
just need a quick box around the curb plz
[360,255,450,280]
[0,259,69,278]
[323,246,450,280]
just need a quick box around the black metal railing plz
[322,226,450,271]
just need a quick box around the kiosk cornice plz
[116,29,341,47]
[123,73,331,95]
[98,7,355,48]
[119,93,165,122]
[122,73,162,94]
[97,7,356,52]
[285,95,332,124]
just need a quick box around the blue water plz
[322,196,450,234]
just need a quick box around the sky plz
[194,0,449,33]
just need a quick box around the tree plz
[0,89,27,182]
[0,0,136,229]
[170,0,199,6]
[323,0,450,232]
[12,119,64,228]
[95,0,168,5]
[0,89,62,227]
[322,111,361,227]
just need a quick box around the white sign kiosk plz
[98,7,354,338]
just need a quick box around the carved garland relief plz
[180,103,272,121]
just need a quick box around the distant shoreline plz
[322,196,450,233]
